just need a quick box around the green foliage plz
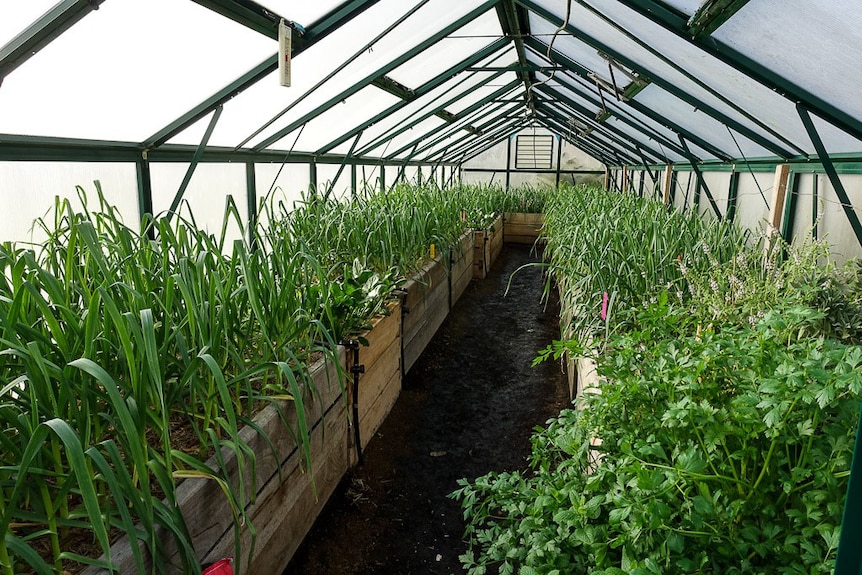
[453,303,862,574]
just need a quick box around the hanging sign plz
[278,19,291,87]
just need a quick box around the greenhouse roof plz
[1,0,861,169]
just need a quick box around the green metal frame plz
[0,0,105,86]
[253,0,499,152]
[519,0,786,160]
[618,0,862,145]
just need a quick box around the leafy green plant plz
[454,302,862,574]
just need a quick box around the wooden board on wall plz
[451,231,473,306]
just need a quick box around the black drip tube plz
[343,339,365,465]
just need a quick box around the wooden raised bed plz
[472,213,504,279]
[450,230,473,307]
[352,300,403,453]
[401,253,450,375]
[503,212,544,244]
[84,349,349,575]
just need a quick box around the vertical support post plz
[380,164,386,191]
[505,135,513,190]
[246,162,257,249]
[604,166,611,191]
[781,170,801,246]
[309,159,318,193]
[621,166,628,193]
[662,165,673,205]
[765,164,790,253]
[136,154,154,239]
[167,105,223,218]
[812,174,819,240]
[555,135,563,188]
[727,170,740,222]
[669,170,679,207]
[351,164,358,199]
[798,104,862,248]
[638,170,645,198]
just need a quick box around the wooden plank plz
[765,163,790,253]
[84,349,350,574]
[450,232,473,306]
[359,364,401,449]
[219,402,350,574]
[357,300,400,372]
[403,288,449,374]
[358,335,401,448]
[472,230,487,279]
[662,166,674,205]
[402,276,448,351]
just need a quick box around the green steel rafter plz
[0,0,105,86]
[459,127,522,166]
[236,0,433,150]
[412,97,525,162]
[319,37,511,156]
[687,0,753,39]
[496,0,536,115]
[529,64,689,159]
[434,111,525,162]
[617,0,862,145]
[397,143,421,182]
[383,81,522,160]
[329,131,364,195]
[453,118,529,164]
[535,101,653,164]
[343,68,508,157]
[511,105,618,164]
[167,105,224,217]
[533,88,670,162]
[539,64,694,160]
[429,114,519,164]
[798,104,862,248]
[535,109,632,165]
[523,35,730,162]
[253,0,500,151]
[145,0,380,148]
[679,135,722,218]
[136,156,154,238]
[572,0,805,157]
[518,1,779,161]
[189,0,282,37]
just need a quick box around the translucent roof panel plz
[387,10,502,89]
[635,85,771,159]
[659,0,703,16]
[256,1,346,28]
[237,0,493,150]
[0,0,274,141]
[265,85,402,152]
[715,0,862,126]
[0,0,57,47]
[363,116,448,159]
[577,1,820,155]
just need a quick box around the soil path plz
[284,244,569,574]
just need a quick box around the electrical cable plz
[527,0,573,111]
[726,124,770,209]
[265,121,307,199]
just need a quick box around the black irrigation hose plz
[341,339,365,465]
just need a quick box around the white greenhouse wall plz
[0,162,139,244]
[150,163,247,245]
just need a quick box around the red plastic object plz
[202,558,233,575]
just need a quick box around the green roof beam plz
[382,80,521,160]
[570,0,805,157]
[519,0,792,160]
[145,0,381,148]
[523,35,729,161]
[319,37,510,156]
[346,67,509,158]
[687,0,753,39]
[0,0,105,86]
[253,0,500,151]
[618,0,862,144]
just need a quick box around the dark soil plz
[283,244,569,575]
